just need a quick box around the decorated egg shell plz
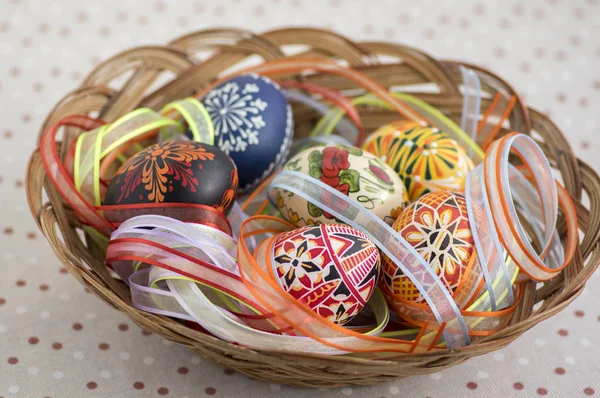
[362,121,474,201]
[275,144,408,227]
[380,191,475,304]
[272,224,381,325]
[104,141,238,215]
[195,74,293,193]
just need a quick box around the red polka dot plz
[59,27,70,37]
[514,382,525,390]
[137,15,148,26]
[118,323,129,331]
[76,11,88,22]
[23,114,32,123]
[472,3,485,15]
[439,14,451,25]
[224,369,235,375]
[15,179,23,187]
[205,387,217,395]
[39,284,49,291]
[154,0,166,11]
[594,81,600,90]
[99,26,111,36]
[50,67,61,77]
[7,357,18,365]
[557,93,567,103]
[520,63,531,73]
[4,227,14,235]
[213,5,225,16]
[3,131,11,139]
[582,141,591,150]
[556,50,567,61]
[22,37,32,47]
[534,47,545,58]
[575,310,585,317]
[494,47,505,58]
[0,298,5,305]
[253,6,265,17]
[142,330,152,336]
[133,382,144,389]
[0,22,9,32]
[16,280,26,287]
[32,82,42,92]
[72,323,83,331]
[423,29,435,39]
[537,387,548,395]
[533,8,545,19]
[579,97,589,108]
[558,329,568,336]
[574,7,585,19]
[555,367,566,375]
[499,18,510,29]
[28,337,39,344]
[176,16,188,26]
[177,367,189,375]
[398,13,411,24]
[59,267,68,274]
[467,382,478,390]
[38,23,49,33]
[570,36,581,46]
[98,343,110,350]
[158,387,169,395]
[87,381,97,390]
[584,387,595,396]
[52,342,63,350]
[9,67,20,77]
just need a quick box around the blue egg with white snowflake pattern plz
[192,74,293,193]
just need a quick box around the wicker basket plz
[26,28,600,387]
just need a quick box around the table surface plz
[1,0,599,397]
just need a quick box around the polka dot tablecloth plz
[1,0,599,397]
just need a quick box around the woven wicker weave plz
[26,28,600,387]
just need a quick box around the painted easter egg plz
[104,141,238,215]
[274,144,408,227]
[194,74,293,193]
[380,191,475,304]
[362,121,474,201]
[272,224,380,325]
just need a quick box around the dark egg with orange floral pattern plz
[104,141,238,215]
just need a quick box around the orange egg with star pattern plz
[380,191,475,305]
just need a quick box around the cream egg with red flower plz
[274,144,408,227]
